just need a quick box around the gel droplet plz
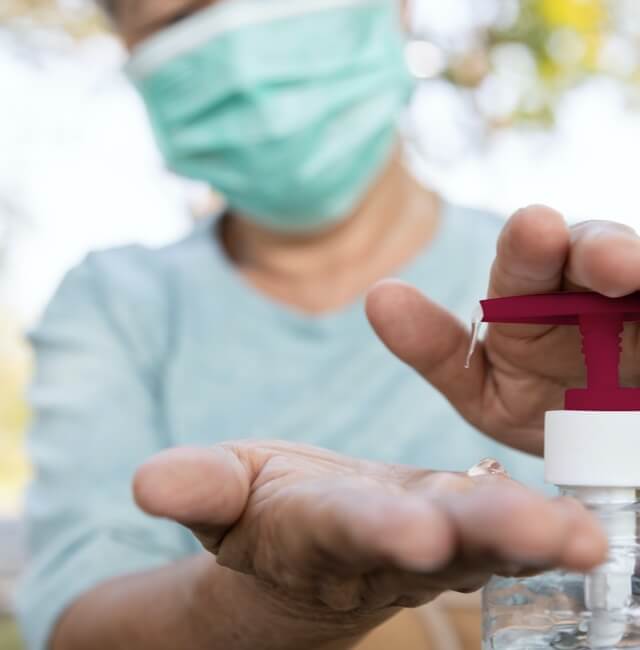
[465,304,485,369]
[467,457,509,478]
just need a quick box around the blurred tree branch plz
[1,0,634,131]
[410,0,639,133]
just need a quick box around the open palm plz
[134,441,605,629]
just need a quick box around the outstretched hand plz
[134,442,606,626]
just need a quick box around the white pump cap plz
[546,411,640,647]
[545,410,640,487]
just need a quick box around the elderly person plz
[17,0,639,648]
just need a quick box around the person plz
[15,0,640,648]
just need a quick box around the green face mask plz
[126,0,413,232]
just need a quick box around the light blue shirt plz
[16,204,544,649]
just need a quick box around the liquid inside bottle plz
[483,492,640,649]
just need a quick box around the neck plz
[221,151,441,314]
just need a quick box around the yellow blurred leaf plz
[0,0,109,37]
[0,316,32,513]
[538,0,605,33]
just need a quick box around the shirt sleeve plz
[14,252,195,650]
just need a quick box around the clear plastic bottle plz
[467,292,640,650]
[470,293,640,650]
[483,489,640,650]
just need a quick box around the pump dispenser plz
[478,292,640,650]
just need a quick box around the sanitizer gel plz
[474,292,640,649]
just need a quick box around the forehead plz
[113,0,214,43]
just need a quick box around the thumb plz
[366,280,485,419]
[133,446,251,552]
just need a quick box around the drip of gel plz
[465,304,485,369]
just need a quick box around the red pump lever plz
[480,292,640,411]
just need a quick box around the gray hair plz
[96,0,115,16]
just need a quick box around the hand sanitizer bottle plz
[478,292,640,649]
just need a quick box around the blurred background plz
[2,0,640,647]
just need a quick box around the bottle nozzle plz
[479,292,640,411]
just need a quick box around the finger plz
[554,496,609,570]
[489,205,570,298]
[366,280,485,419]
[422,475,607,571]
[566,220,640,297]
[487,206,570,340]
[304,487,457,611]
[302,483,456,574]
[357,565,490,609]
[133,446,251,552]
[438,483,607,572]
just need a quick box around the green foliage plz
[0,320,31,507]
[0,618,24,650]
[412,0,639,128]
[513,0,632,120]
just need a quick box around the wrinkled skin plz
[134,441,606,620]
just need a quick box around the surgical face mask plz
[126,0,413,232]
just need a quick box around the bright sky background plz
[2,1,640,325]
[0,33,195,325]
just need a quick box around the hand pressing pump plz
[477,292,640,649]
